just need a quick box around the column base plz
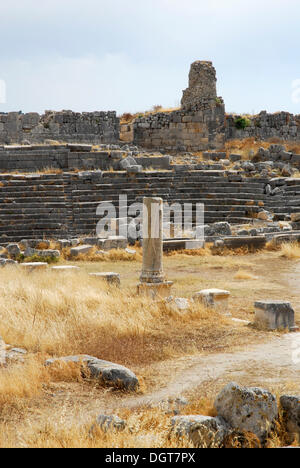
[137,281,173,299]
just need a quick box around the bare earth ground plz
[0,250,300,447]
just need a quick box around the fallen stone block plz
[90,415,126,435]
[98,236,127,251]
[280,395,300,440]
[89,272,121,286]
[171,415,230,448]
[163,239,204,251]
[254,300,298,331]
[45,355,139,391]
[6,243,21,257]
[25,247,60,258]
[126,165,142,173]
[229,154,242,162]
[257,210,272,221]
[272,233,300,245]
[165,296,191,312]
[20,239,50,249]
[218,236,266,250]
[70,245,93,257]
[291,213,300,222]
[215,382,278,443]
[51,266,80,272]
[119,156,137,169]
[67,144,92,152]
[212,222,232,236]
[193,289,230,315]
[20,262,48,271]
[57,239,72,249]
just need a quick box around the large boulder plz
[215,382,278,442]
[45,355,139,391]
[171,415,230,448]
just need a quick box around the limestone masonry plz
[0,110,119,145]
[1,61,299,148]
[134,61,226,152]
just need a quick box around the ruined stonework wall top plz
[181,61,217,110]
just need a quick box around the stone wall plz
[0,110,120,145]
[226,111,300,141]
[133,61,226,152]
[133,101,225,152]
[0,144,172,172]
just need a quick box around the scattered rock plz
[212,222,232,236]
[89,272,121,287]
[165,296,191,312]
[280,395,300,439]
[70,245,93,257]
[254,300,297,331]
[214,382,278,442]
[171,415,230,448]
[6,243,21,257]
[45,355,139,391]
[90,415,126,434]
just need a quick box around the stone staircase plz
[0,173,69,243]
[69,170,269,236]
[1,170,300,243]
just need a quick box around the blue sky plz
[0,0,299,115]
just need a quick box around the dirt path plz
[123,331,300,408]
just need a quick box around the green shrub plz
[234,117,251,130]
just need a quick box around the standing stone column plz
[140,197,164,283]
[138,197,173,298]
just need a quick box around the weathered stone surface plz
[91,415,126,434]
[215,382,278,442]
[45,355,139,391]
[257,210,272,221]
[25,247,60,258]
[51,266,80,272]
[171,415,230,448]
[291,213,300,222]
[193,289,230,315]
[218,236,267,250]
[254,301,297,331]
[165,296,191,312]
[6,243,21,257]
[119,156,137,169]
[140,197,164,284]
[280,395,300,437]
[20,262,48,271]
[70,245,93,257]
[181,61,217,109]
[212,222,232,236]
[89,272,121,286]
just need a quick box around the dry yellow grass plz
[224,137,300,161]
[0,358,49,411]
[234,270,257,280]
[0,267,230,367]
[279,242,300,259]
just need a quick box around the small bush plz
[234,117,251,130]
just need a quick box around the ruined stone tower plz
[181,61,217,110]
[133,60,226,152]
